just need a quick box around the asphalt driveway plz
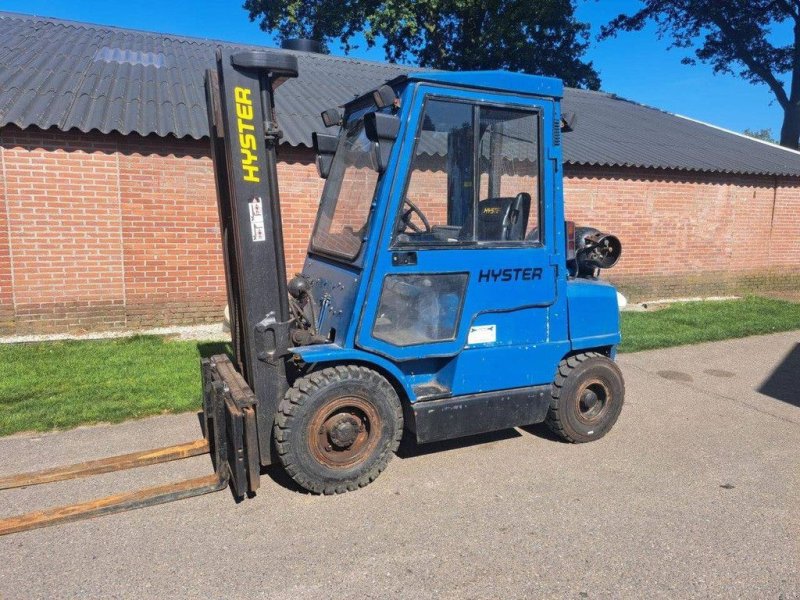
[0,331,798,599]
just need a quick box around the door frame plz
[356,83,563,362]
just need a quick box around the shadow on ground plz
[758,343,800,407]
[196,342,233,359]
[396,427,522,459]
[258,425,560,493]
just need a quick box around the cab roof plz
[343,70,563,114]
[401,70,563,99]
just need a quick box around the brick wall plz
[0,125,798,334]
[564,166,800,298]
[1,130,127,333]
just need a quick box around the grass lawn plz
[1,296,798,436]
[0,336,229,436]
[618,296,800,352]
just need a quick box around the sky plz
[0,0,788,138]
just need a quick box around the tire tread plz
[275,366,403,494]
[546,352,623,443]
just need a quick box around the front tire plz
[546,352,624,443]
[275,365,403,494]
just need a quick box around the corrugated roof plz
[561,87,800,176]
[0,11,410,143]
[2,11,800,177]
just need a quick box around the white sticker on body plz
[249,197,265,242]
[467,324,496,345]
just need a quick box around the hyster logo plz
[478,268,543,283]
[234,86,260,183]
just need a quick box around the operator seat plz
[460,192,531,241]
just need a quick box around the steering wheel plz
[398,199,431,234]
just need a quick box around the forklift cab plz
[299,72,621,401]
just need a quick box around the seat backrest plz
[506,192,531,241]
[476,193,531,241]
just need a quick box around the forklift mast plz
[205,49,298,465]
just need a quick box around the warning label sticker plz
[467,324,496,345]
[249,197,265,242]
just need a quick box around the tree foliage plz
[600,0,800,149]
[244,0,601,89]
[743,128,777,143]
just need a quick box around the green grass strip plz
[620,296,800,353]
[0,297,798,435]
[0,336,229,436]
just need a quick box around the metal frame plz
[354,84,567,374]
[205,48,298,465]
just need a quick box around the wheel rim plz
[575,378,611,424]
[307,396,382,469]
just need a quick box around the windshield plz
[310,117,381,261]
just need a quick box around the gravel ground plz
[0,331,797,599]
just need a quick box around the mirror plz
[561,112,577,132]
[312,131,338,179]
[364,112,400,142]
[321,107,343,128]
[364,112,400,172]
[372,84,397,109]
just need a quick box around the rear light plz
[565,220,576,261]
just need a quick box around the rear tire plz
[546,352,624,443]
[274,365,403,494]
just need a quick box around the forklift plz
[0,48,624,533]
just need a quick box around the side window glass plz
[372,274,468,346]
[476,108,540,243]
[395,100,474,245]
[311,120,380,259]
[394,98,542,247]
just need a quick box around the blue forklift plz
[0,49,623,533]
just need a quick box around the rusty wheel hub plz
[308,397,382,469]
[327,414,360,449]
[575,378,611,424]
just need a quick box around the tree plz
[244,0,601,89]
[599,1,800,149]
[743,128,777,142]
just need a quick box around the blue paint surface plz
[404,70,563,99]
[566,279,621,351]
[295,71,620,402]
